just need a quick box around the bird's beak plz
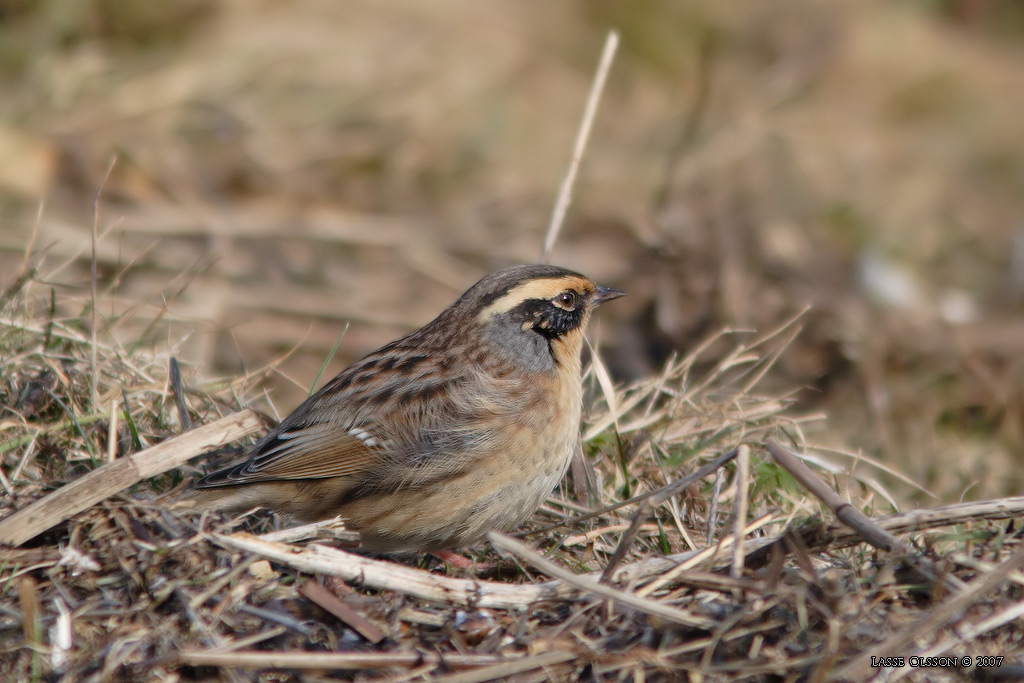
[592,286,626,305]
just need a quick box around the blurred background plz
[1,0,1022,501]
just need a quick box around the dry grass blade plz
[541,30,619,263]
[835,542,1024,680]
[804,445,937,498]
[599,498,651,584]
[488,531,713,628]
[89,156,117,414]
[742,496,1024,574]
[212,532,571,609]
[297,580,386,643]
[17,576,40,645]
[0,199,42,308]
[803,497,1024,550]
[105,397,119,463]
[178,650,547,671]
[0,410,263,545]
[899,599,1024,681]
[256,516,360,543]
[587,337,620,425]
[765,438,911,555]
[0,267,37,310]
[169,357,192,430]
[530,447,738,534]
[434,652,579,683]
[3,7,1023,680]
[730,444,750,580]
[632,514,778,596]
[765,438,966,594]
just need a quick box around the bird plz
[189,264,624,553]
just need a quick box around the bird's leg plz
[430,550,494,571]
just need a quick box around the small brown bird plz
[191,264,623,553]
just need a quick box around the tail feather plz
[171,478,354,523]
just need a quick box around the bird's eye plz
[555,291,577,309]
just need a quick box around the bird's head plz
[441,264,625,372]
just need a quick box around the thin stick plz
[599,498,651,584]
[23,200,44,273]
[0,410,264,546]
[540,30,619,263]
[298,580,387,644]
[90,157,117,413]
[169,357,192,430]
[634,514,777,597]
[179,650,572,673]
[765,439,910,554]
[106,397,119,463]
[310,322,349,397]
[257,517,359,544]
[488,531,712,628]
[706,468,724,545]
[0,199,44,308]
[612,494,1024,588]
[764,438,966,594]
[730,444,750,579]
[528,447,738,535]
[213,532,571,609]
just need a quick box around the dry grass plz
[2,262,1023,681]
[2,1,1023,503]
[3,1,1024,680]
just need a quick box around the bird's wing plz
[196,357,527,489]
[194,418,382,486]
[195,358,398,487]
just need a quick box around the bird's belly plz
[344,420,578,553]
